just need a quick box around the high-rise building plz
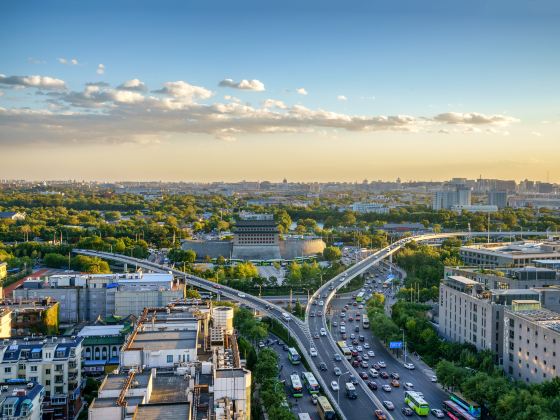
[432,185,472,210]
[488,190,508,209]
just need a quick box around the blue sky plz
[1,0,559,181]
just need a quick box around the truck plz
[345,382,357,399]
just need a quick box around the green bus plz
[404,391,430,416]
[302,372,320,394]
[290,373,303,397]
[288,347,301,364]
[355,291,365,302]
[317,396,336,420]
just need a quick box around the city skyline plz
[1,0,560,182]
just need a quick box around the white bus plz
[298,414,312,420]
[302,372,320,394]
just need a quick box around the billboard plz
[389,341,403,349]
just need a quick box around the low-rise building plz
[0,380,44,420]
[0,308,12,339]
[350,202,389,214]
[0,336,84,419]
[451,204,498,213]
[78,325,133,375]
[503,303,560,383]
[6,298,59,336]
[0,262,7,282]
[459,240,560,267]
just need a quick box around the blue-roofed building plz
[0,336,83,419]
[0,381,44,420]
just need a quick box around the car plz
[382,384,392,392]
[340,312,346,318]
[358,304,364,309]
[401,407,414,416]
[311,394,318,405]
[282,344,289,351]
[431,375,438,382]
[360,371,369,380]
[320,328,327,336]
[334,354,342,362]
[237,292,246,298]
[362,354,369,360]
[332,321,338,327]
[374,409,386,420]
[330,381,339,391]
[383,401,394,410]
[312,299,318,305]
[380,372,389,379]
[367,380,378,390]
[258,341,265,348]
[356,346,363,352]
[431,409,445,418]
[367,350,375,357]
[359,335,365,342]
[320,362,328,371]
[364,343,370,350]
[356,355,363,362]
[403,382,414,390]
[361,361,368,368]
[352,339,359,345]
[313,333,320,339]
[348,317,354,322]
[317,311,323,316]
[340,321,346,326]
[350,334,355,339]
[390,379,400,387]
[341,333,347,339]
[354,326,360,332]
[378,361,386,368]
[352,360,360,367]
[319,300,324,306]
[349,374,358,385]
[404,363,415,370]
[373,363,380,370]
[390,372,400,380]
[334,367,342,376]
[309,311,315,317]
[353,302,358,306]
[310,347,318,357]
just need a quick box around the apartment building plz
[0,380,44,420]
[503,302,560,384]
[438,275,542,363]
[0,308,12,339]
[0,336,84,418]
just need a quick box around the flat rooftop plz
[128,330,197,352]
[133,403,190,420]
[215,368,246,379]
[150,374,190,403]
[446,275,480,285]
[93,396,144,408]
[101,372,151,392]
[461,241,560,255]
[512,308,560,323]
[78,325,124,337]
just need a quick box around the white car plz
[404,382,414,390]
[382,385,392,392]
[331,381,339,391]
[431,375,438,382]
[431,409,445,418]
[404,363,415,370]
[364,343,370,349]
[237,292,246,298]
[356,346,363,352]
[319,300,324,306]
[320,328,327,336]
[310,347,318,357]
[367,350,375,357]
[378,361,386,368]
[334,367,342,376]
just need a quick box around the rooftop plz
[78,325,125,337]
[461,241,560,255]
[128,330,197,352]
[133,402,190,420]
[150,374,190,403]
[101,372,151,392]
[215,368,247,379]
[511,308,560,325]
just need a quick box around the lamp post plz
[337,370,351,406]
[401,328,407,364]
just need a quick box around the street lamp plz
[401,328,407,364]
[337,371,351,406]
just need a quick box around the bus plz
[362,314,370,329]
[317,396,336,420]
[298,414,312,420]
[443,401,477,420]
[404,391,430,416]
[288,347,301,364]
[337,341,352,359]
[449,392,481,418]
[290,373,303,397]
[302,372,320,394]
[356,291,365,302]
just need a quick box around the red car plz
[374,410,386,420]
[380,371,389,379]
[360,371,369,380]
[352,360,360,367]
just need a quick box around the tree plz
[44,253,68,269]
[185,288,201,299]
[323,246,342,261]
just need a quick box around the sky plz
[1,0,560,182]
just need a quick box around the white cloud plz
[219,78,265,91]
[96,64,105,75]
[0,74,66,90]
[337,95,348,101]
[58,57,79,65]
[531,131,542,137]
[296,88,308,96]
[154,81,213,104]
[28,57,46,64]
[262,99,287,109]
[433,112,518,125]
[117,78,147,92]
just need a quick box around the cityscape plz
[1,1,560,420]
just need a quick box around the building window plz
[4,367,11,373]
[167,355,173,363]
[30,366,37,372]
